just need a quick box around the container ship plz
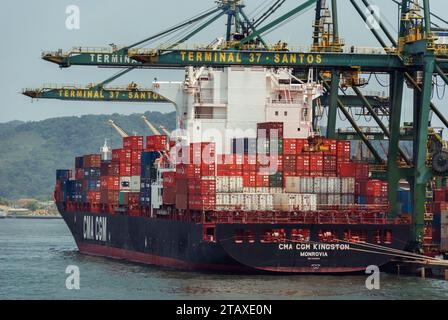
[54,67,412,273]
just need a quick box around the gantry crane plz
[23,0,448,250]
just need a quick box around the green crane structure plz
[23,0,448,251]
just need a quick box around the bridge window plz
[291,229,310,242]
[261,229,286,243]
[318,230,338,243]
[343,230,367,243]
[234,229,255,244]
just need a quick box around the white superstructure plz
[153,67,323,153]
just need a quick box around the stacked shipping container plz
[56,123,391,217]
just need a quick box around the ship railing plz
[267,98,304,105]
[208,206,403,225]
[37,83,158,91]
[42,46,125,57]
[194,98,228,105]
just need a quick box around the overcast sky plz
[1,0,447,124]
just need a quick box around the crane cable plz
[374,73,389,87]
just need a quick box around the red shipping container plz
[112,149,132,163]
[366,196,388,205]
[323,155,337,176]
[217,164,231,176]
[365,180,388,197]
[121,192,140,206]
[100,162,112,176]
[243,163,257,172]
[296,155,310,176]
[243,172,257,187]
[100,176,120,191]
[120,163,132,176]
[87,191,101,204]
[131,150,141,164]
[244,155,257,165]
[83,154,101,168]
[283,139,297,155]
[201,163,216,176]
[175,194,188,210]
[131,164,141,176]
[338,162,356,177]
[309,153,324,176]
[162,187,176,205]
[433,202,448,214]
[189,179,216,195]
[162,172,176,188]
[296,139,309,155]
[176,164,188,179]
[146,135,167,151]
[110,162,120,176]
[189,194,216,210]
[176,178,189,194]
[337,141,351,162]
[324,139,337,155]
[75,168,84,180]
[107,190,120,204]
[434,189,446,202]
[123,136,144,150]
[190,142,216,164]
[355,163,370,181]
[283,155,297,176]
[256,173,270,187]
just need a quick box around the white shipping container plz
[243,194,253,211]
[317,194,328,205]
[286,177,314,193]
[229,193,244,206]
[341,194,355,205]
[243,187,256,194]
[270,187,283,194]
[285,177,300,193]
[251,195,260,211]
[327,177,341,194]
[256,187,270,193]
[341,177,356,194]
[328,194,341,206]
[130,176,141,192]
[313,177,328,194]
[216,176,230,193]
[300,177,314,193]
[229,177,243,192]
[259,194,268,210]
[299,194,317,211]
[273,194,301,211]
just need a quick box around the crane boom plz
[22,84,169,103]
[159,125,171,136]
[108,120,129,138]
[142,116,162,135]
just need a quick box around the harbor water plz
[0,218,447,300]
